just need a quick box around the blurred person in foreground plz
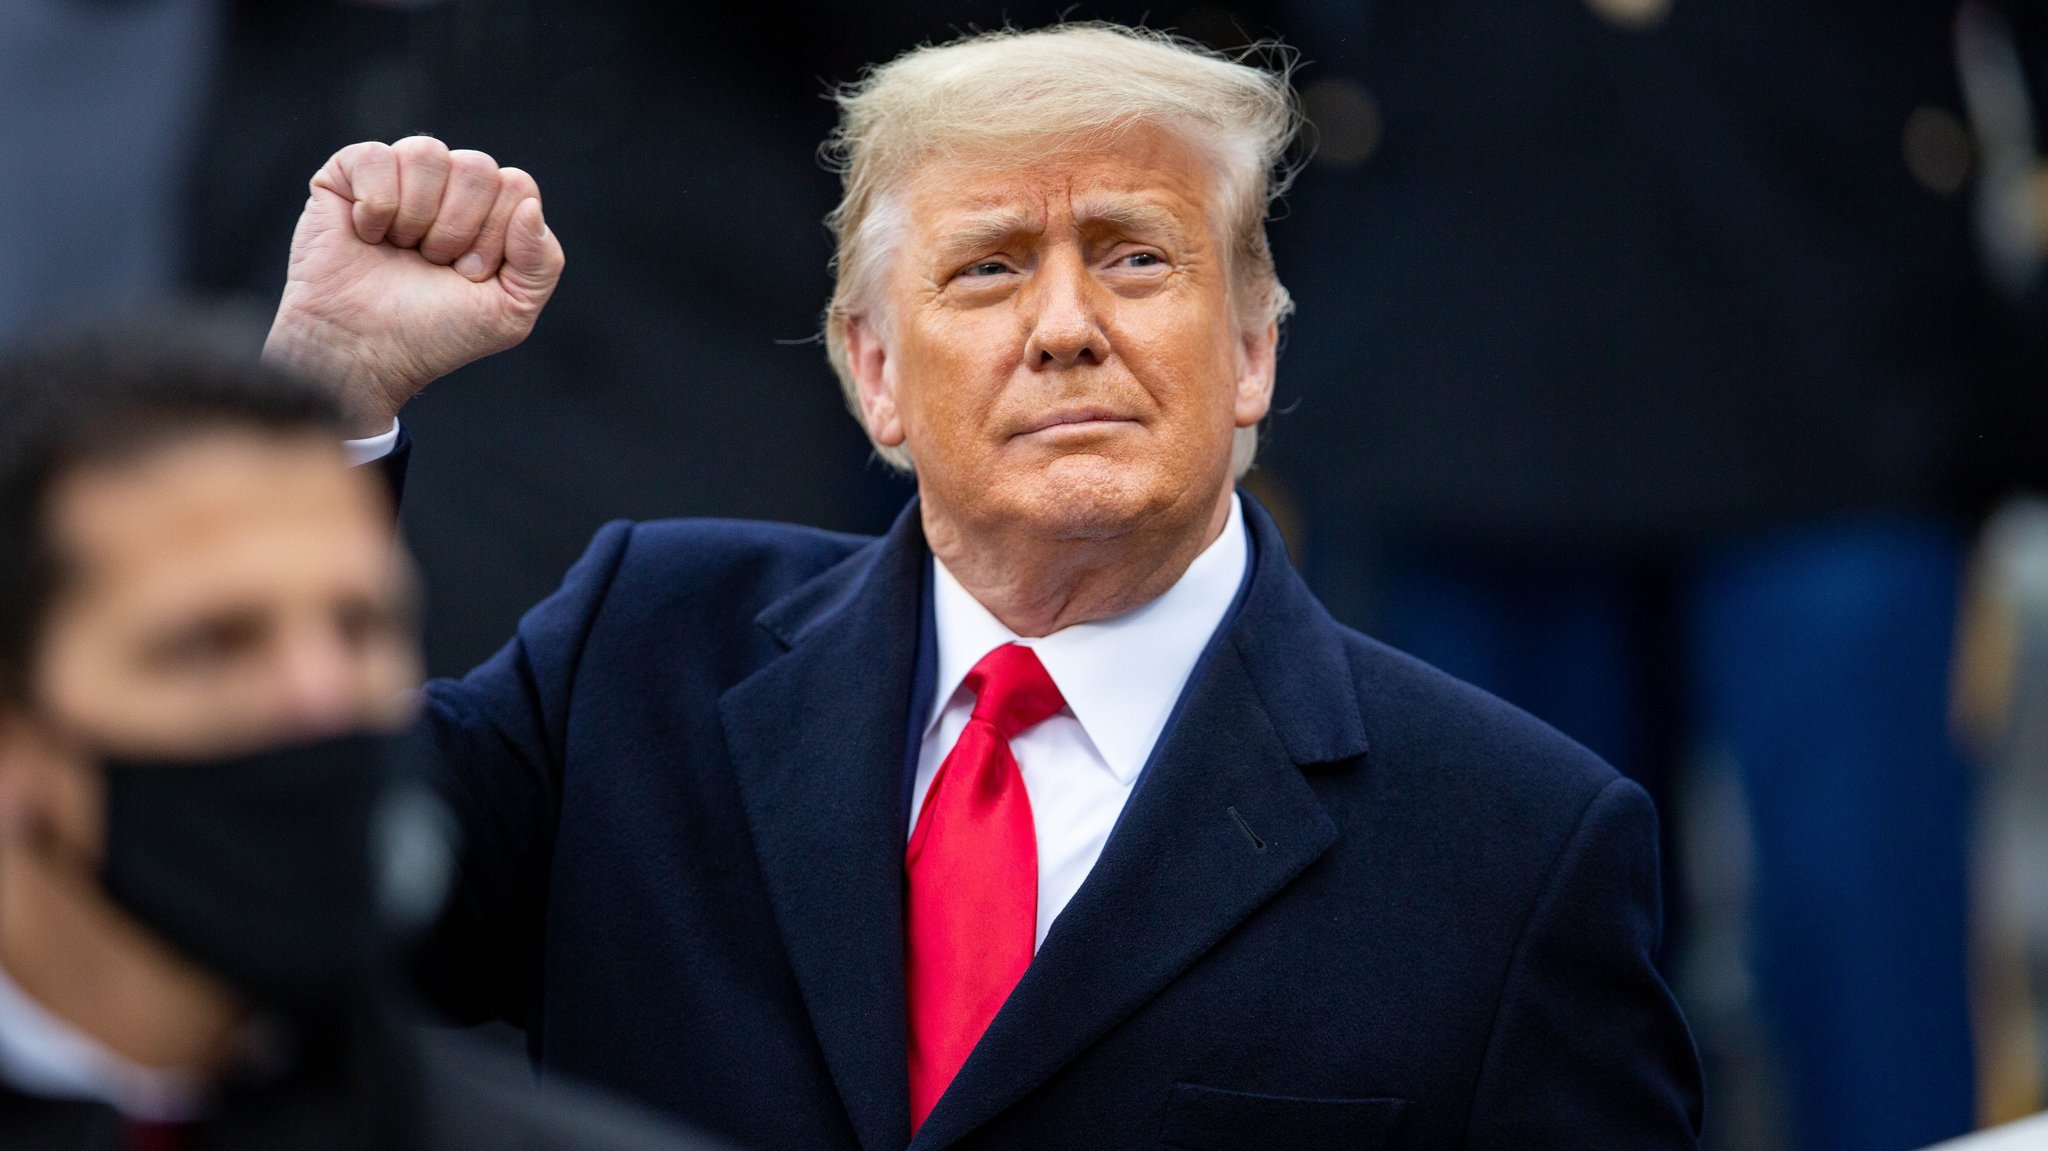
[0,325,728,1150]
[260,23,1703,1151]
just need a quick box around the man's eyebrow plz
[926,198,1191,265]
[929,210,1040,263]
[1074,198,1188,245]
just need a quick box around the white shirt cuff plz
[343,419,402,467]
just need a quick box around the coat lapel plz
[719,504,930,1151]
[909,494,1371,1151]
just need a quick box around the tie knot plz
[964,643,1066,740]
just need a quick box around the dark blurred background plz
[8,1,2048,1148]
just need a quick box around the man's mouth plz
[1017,408,1137,437]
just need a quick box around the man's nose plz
[1023,253,1108,370]
[270,629,364,737]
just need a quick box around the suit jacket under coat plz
[410,488,1705,1151]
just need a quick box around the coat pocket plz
[1160,1082,1409,1151]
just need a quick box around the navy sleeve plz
[1463,777,1706,1149]
[409,519,637,1029]
[374,424,411,512]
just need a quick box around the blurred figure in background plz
[0,0,218,349]
[1264,2,2048,1149]
[1954,496,2048,1139]
[0,323,728,1150]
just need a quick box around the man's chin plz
[998,455,1181,541]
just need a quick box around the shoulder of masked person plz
[414,1027,735,1151]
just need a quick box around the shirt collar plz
[0,959,205,1121]
[925,493,1250,784]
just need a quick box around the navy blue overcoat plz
[406,471,1704,1151]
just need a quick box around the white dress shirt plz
[342,417,402,467]
[0,960,203,1121]
[913,494,1249,949]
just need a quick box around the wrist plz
[339,407,402,442]
[262,317,408,437]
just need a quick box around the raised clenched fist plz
[262,136,567,436]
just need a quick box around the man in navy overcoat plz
[261,23,1704,1151]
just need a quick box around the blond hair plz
[821,23,1303,474]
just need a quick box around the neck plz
[0,839,248,1078]
[923,481,1236,637]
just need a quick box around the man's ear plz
[844,314,906,449]
[0,707,102,861]
[1233,320,1279,428]
[0,707,47,843]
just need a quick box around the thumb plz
[500,198,564,306]
[289,184,364,255]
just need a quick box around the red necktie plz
[905,643,1064,1131]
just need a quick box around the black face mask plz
[95,731,455,1019]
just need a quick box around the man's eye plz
[147,618,263,672]
[1123,252,1163,267]
[337,599,408,652]
[961,261,1010,278]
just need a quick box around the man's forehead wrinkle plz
[922,193,1193,257]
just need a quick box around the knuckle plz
[393,135,450,166]
[449,149,499,177]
